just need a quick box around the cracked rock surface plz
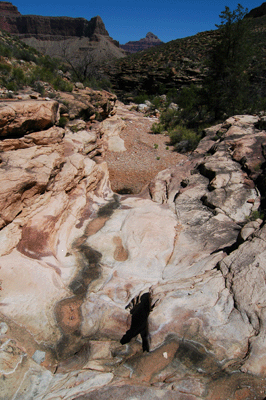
[1,99,266,400]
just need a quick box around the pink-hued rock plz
[0,100,59,137]
[2,108,266,400]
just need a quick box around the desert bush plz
[14,47,37,63]
[151,96,161,110]
[133,93,150,104]
[0,43,12,57]
[84,76,112,91]
[246,210,265,221]
[6,80,18,91]
[151,122,164,134]
[58,116,68,127]
[166,88,179,104]
[12,67,25,84]
[0,62,12,74]
[169,125,200,152]
[27,66,73,92]
[0,39,38,63]
[52,76,73,92]
[34,82,45,96]
[160,108,181,130]
[0,64,27,91]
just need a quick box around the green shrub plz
[58,116,68,127]
[48,92,56,99]
[160,108,181,130]
[52,77,73,92]
[83,76,112,91]
[12,67,25,84]
[169,125,200,152]
[151,96,162,110]
[0,63,12,74]
[14,48,37,63]
[248,210,264,221]
[166,88,179,104]
[70,125,79,133]
[151,122,164,134]
[34,82,45,96]
[133,93,150,104]
[0,44,11,57]
[6,81,18,91]
[38,55,58,71]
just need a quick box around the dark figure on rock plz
[120,292,152,352]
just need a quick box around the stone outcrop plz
[0,1,19,17]
[0,100,59,137]
[120,32,164,53]
[2,97,266,399]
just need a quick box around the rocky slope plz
[246,1,266,18]
[1,82,266,399]
[120,32,164,54]
[0,1,125,66]
[104,29,218,100]
[104,5,266,101]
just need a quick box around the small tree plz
[59,39,96,83]
[205,4,251,119]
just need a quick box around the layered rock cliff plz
[0,1,125,64]
[120,32,164,53]
[0,2,109,39]
[1,85,266,398]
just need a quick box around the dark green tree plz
[205,4,251,119]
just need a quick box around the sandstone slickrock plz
[2,102,266,399]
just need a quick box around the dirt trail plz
[105,101,186,194]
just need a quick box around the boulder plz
[0,100,59,137]
[58,88,116,120]
[99,115,126,152]
[137,103,149,112]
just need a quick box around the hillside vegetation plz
[104,5,266,106]
[0,30,113,97]
[103,5,266,153]
[0,30,74,95]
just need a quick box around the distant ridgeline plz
[120,32,164,54]
[245,1,266,18]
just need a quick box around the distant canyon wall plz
[0,1,125,65]
[0,2,111,40]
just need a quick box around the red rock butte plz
[120,32,164,53]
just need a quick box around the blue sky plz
[11,0,263,44]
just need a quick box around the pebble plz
[0,322,8,335]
